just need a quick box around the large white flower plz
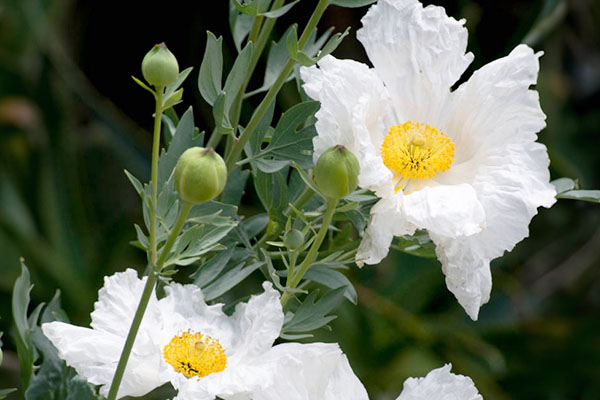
[396,364,482,400]
[42,269,368,400]
[300,0,556,320]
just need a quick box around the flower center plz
[163,330,227,379]
[381,121,455,180]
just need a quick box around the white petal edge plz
[254,343,368,400]
[357,0,473,125]
[230,282,284,360]
[41,322,165,398]
[396,364,483,400]
[430,45,556,320]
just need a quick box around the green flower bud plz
[284,229,304,250]
[174,147,227,204]
[314,145,359,199]
[142,43,179,88]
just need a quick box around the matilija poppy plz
[42,269,368,400]
[395,364,483,400]
[300,0,556,320]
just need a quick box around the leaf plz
[286,25,299,59]
[254,158,290,173]
[317,27,350,60]
[254,101,319,168]
[222,168,250,205]
[393,232,437,258]
[223,41,253,113]
[203,261,264,301]
[192,247,235,287]
[291,161,325,199]
[304,265,357,303]
[164,67,193,105]
[249,25,296,97]
[331,0,377,7]
[162,88,183,110]
[248,100,275,155]
[0,389,17,399]
[551,178,600,203]
[282,288,346,336]
[198,32,223,106]
[25,291,96,400]
[254,169,289,217]
[131,75,155,95]
[241,213,269,240]
[233,0,270,15]
[124,169,143,195]
[167,223,235,267]
[212,91,234,135]
[12,260,34,389]
[557,190,600,203]
[261,0,299,18]
[229,1,255,52]
[40,290,68,324]
[551,177,578,194]
[65,376,96,400]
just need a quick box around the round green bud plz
[314,145,359,199]
[141,43,179,88]
[284,229,304,250]
[174,147,227,204]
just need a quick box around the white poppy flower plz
[42,269,368,400]
[300,0,556,320]
[396,364,482,400]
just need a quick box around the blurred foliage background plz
[0,0,599,399]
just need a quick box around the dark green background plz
[0,0,599,399]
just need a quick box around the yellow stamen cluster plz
[381,121,455,180]
[163,331,227,379]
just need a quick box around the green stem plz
[156,201,194,269]
[106,268,157,400]
[225,0,330,170]
[106,200,193,400]
[288,251,298,281]
[286,186,315,215]
[208,0,284,150]
[149,88,164,266]
[281,197,337,306]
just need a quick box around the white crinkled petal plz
[428,45,556,320]
[357,195,416,266]
[90,268,159,339]
[254,343,368,400]
[172,362,269,400]
[157,282,234,346]
[396,364,482,400]
[42,269,166,398]
[167,283,283,400]
[324,354,370,400]
[300,56,395,195]
[230,282,284,360]
[357,0,473,125]
[403,184,485,238]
